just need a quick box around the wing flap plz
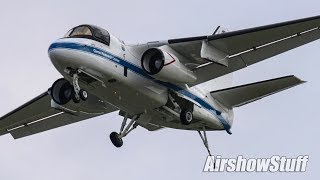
[0,92,53,130]
[239,27,320,66]
[210,76,304,108]
[0,92,58,135]
[9,111,96,139]
[0,90,118,139]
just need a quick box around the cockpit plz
[64,25,110,46]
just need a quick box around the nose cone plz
[48,40,61,62]
[47,40,93,76]
[48,41,58,52]
[48,40,71,75]
[48,41,60,63]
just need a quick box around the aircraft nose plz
[48,41,59,62]
[48,40,89,74]
[48,40,70,72]
[48,40,60,54]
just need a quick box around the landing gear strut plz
[71,72,88,103]
[198,127,216,168]
[197,127,212,156]
[110,113,138,148]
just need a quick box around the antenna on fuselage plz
[212,26,221,35]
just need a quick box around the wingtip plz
[296,77,307,84]
[290,75,307,84]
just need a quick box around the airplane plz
[0,15,319,155]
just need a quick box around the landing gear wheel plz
[180,109,193,125]
[110,132,123,148]
[50,78,74,105]
[72,96,80,104]
[79,89,88,101]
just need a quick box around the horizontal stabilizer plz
[210,75,305,108]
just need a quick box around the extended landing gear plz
[198,127,216,168]
[79,89,88,101]
[71,73,88,103]
[180,108,193,125]
[110,132,123,147]
[197,127,212,156]
[110,113,138,148]
[167,92,194,125]
[50,70,88,105]
[51,78,74,105]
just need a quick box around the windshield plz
[65,25,110,46]
[70,26,92,36]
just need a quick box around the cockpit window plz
[65,25,110,46]
[64,29,73,37]
[92,26,110,45]
[70,26,92,36]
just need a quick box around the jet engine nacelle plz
[141,48,197,83]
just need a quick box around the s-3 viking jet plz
[0,16,319,155]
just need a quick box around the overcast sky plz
[0,0,319,179]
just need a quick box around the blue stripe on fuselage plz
[48,42,231,132]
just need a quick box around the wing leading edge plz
[164,15,320,86]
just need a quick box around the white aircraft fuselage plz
[48,35,233,132]
[1,16,316,152]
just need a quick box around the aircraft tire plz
[50,78,73,105]
[79,89,88,101]
[110,132,123,148]
[180,108,193,125]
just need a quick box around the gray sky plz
[0,0,319,179]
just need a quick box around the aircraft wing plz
[210,75,304,108]
[0,91,117,139]
[164,15,320,86]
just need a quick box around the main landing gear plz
[180,108,193,125]
[167,92,194,125]
[198,127,216,168]
[50,70,88,105]
[197,127,212,156]
[110,113,138,148]
[166,91,215,162]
